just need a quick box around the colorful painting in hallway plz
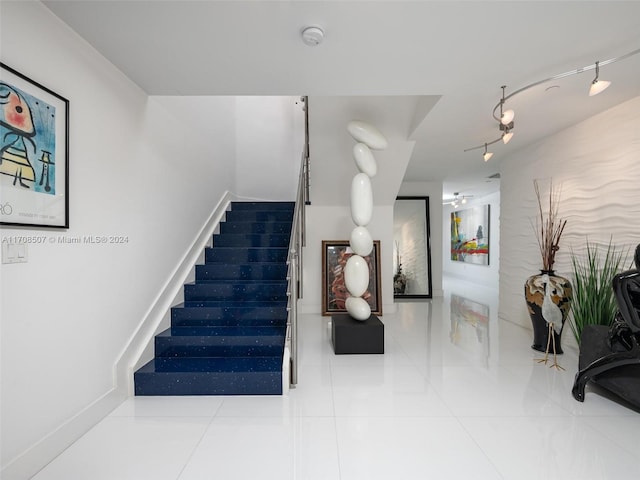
[451,205,490,265]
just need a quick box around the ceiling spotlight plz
[589,61,611,96]
[500,122,514,144]
[483,143,493,162]
[461,197,467,204]
[499,85,515,125]
[301,26,324,46]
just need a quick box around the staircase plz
[134,201,294,395]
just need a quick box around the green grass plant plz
[569,239,629,343]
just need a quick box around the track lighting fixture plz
[589,61,611,96]
[444,192,474,208]
[483,143,493,162]
[464,47,640,162]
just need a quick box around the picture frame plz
[322,240,382,316]
[393,196,433,298]
[1,63,69,228]
[450,204,490,265]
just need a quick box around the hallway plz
[32,277,639,479]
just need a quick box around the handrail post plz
[290,251,298,386]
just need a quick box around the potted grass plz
[569,239,629,343]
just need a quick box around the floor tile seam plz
[174,416,223,480]
[212,414,337,419]
[328,355,345,480]
[331,413,455,419]
[577,416,640,456]
[387,348,458,408]
[451,415,507,480]
[108,414,219,419]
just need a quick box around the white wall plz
[398,181,444,297]
[499,96,640,335]
[443,191,500,288]
[0,3,236,477]
[235,96,304,200]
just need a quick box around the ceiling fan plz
[442,192,474,208]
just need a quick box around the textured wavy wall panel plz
[499,96,640,331]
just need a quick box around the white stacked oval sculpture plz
[344,119,387,322]
[350,173,373,226]
[345,296,371,321]
[350,226,373,256]
[347,120,389,150]
[344,255,369,297]
[353,143,377,177]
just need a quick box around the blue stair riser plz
[155,329,285,357]
[184,282,287,302]
[134,369,282,395]
[172,304,287,325]
[205,247,288,263]
[166,326,286,336]
[225,210,294,222]
[220,222,292,235]
[230,202,294,211]
[213,234,290,247]
[146,356,282,372]
[196,264,287,281]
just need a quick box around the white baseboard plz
[1,389,125,480]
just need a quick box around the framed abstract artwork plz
[451,205,490,265]
[1,63,69,228]
[322,240,382,316]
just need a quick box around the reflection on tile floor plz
[33,277,639,480]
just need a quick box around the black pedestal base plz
[331,314,384,355]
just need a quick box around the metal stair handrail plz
[285,96,309,388]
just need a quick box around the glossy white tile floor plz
[33,277,639,480]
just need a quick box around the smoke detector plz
[301,26,324,46]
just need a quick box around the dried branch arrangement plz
[533,179,567,272]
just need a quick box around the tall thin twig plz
[533,179,566,271]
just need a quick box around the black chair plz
[572,244,640,407]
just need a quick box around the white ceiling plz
[42,0,640,200]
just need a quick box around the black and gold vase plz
[524,270,572,354]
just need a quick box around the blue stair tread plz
[195,264,287,281]
[171,303,287,325]
[154,327,285,357]
[225,210,294,222]
[139,356,283,372]
[220,222,292,234]
[183,301,287,309]
[205,247,288,263]
[160,326,286,337]
[174,301,286,308]
[213,234,289,245]
[230,202,294,211]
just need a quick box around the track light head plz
[501,109,515,125]
[589,61,611,96]
[483,143,493,162]
[500,122,514,144]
